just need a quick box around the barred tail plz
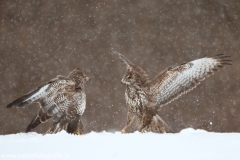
[150,114,173,133]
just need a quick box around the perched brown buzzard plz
[113,51,232,133]
[7,68,90,135]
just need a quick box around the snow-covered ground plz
[1,128,240,160]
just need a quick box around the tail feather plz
[151,114,173,133]
[6,84,49,108]
[141,113,173,133]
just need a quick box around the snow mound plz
[180,127,208,133]
[1,128,240,160]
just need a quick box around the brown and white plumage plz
[150,54,232,108]
[7,68,90,135]
[112,51,232,133]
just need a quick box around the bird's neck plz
[126,84,141,92]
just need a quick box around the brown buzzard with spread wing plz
[113,51,232,133]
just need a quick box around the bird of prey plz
[6,68,90,135]
[112,51,232,133]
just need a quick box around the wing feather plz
[38,79,76,122]
[150,54,232,108]
[6,77,76,122]
[112,51,134,68]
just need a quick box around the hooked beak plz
[85,76,90,82]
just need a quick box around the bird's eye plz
[126,75,131,79]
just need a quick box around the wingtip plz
[112,50,117,54]
[6,100,28,108]
[6,105,11,108]
[212,54,233,66]
[111,50,121,57]
[25,114,42,133]
[25,127,31,133]
[214,54,232,59]
[6,102,15,108]
[25,125,33,133]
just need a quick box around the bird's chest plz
[67,92,86,117]
[125,87,148,114]
[75,92,86,115]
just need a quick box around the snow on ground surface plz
[1,128,240,160]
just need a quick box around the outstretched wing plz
[7,78,76,122]
[112,50,134,69]
[150,54,232,108]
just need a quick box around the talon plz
[73,131,82,135]
[121,130,126,134]
[141,129,144,133]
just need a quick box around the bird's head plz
[121,66,148,87]
[69,68,90,87]
[121,69,134,85]
[112,51,148,87]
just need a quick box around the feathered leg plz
[46,122,60,134]
[67,116,84,135]
[76,119,85,135]
[121,111,136,134]
[45,118,68,134]
[140,109,155,132]
[140,108,172,133]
